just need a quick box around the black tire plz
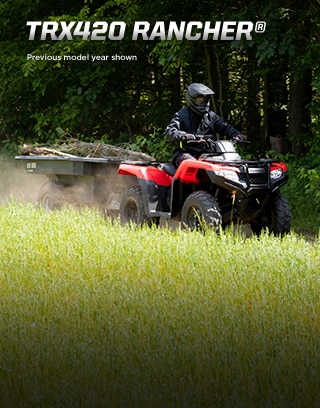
[181,191,222,233]
[251,193,291,236]
[120,185,153,226]
[37,180,65,210]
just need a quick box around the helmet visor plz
[194,95,210,106]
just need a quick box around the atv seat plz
[159,163,177,176]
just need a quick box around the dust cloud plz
[0,156,46,204]
[0,156,136,211]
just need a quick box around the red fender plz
[174,159,240,184]
[118,163,172,186]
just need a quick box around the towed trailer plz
[16,138,291,235]
[15,155,143,213]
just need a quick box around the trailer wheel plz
[181,191,222,233]
[120,185,153,226]
[38,180,65,210]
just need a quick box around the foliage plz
[132,128,172,161]
[0,200,319,407]
[298,168,320,207]
[281,150,320,233]
[1,0,319,148]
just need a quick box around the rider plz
[166,82,246,167]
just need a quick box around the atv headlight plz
[270,168,283,180]
[217,170,239,183]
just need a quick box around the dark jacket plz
[166,107,241,165]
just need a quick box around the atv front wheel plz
[120,185,154,226]
[251,193,291,235]
[181,191,222,233]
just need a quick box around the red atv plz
[118,137,291,234]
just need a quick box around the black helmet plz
[186,83,215,115]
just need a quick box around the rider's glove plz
[232,134,247,143]
[183,133,196,142]
[176,131,196,142]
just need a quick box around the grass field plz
[0,200,320,407]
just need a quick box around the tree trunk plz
[288,7,313,157]
[264,66,289,154]
[246,49,262,144]
[289,72,312,156]
[204,42,229,119]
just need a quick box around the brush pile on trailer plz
[19,137,154,162]
[16,133,154,212]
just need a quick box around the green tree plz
[0,0,319,158]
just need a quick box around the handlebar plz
[234,138,251,145]
[185,134,213,143]
[194,134,213,140]
[186,134,250,144]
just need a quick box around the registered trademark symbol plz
[255,21,266,33]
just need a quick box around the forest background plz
[0,0,319,232]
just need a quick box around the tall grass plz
[0,200,319,407]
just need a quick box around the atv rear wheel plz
[251,193,291,236]
[120,185,153,226]
[181,191,222,233]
